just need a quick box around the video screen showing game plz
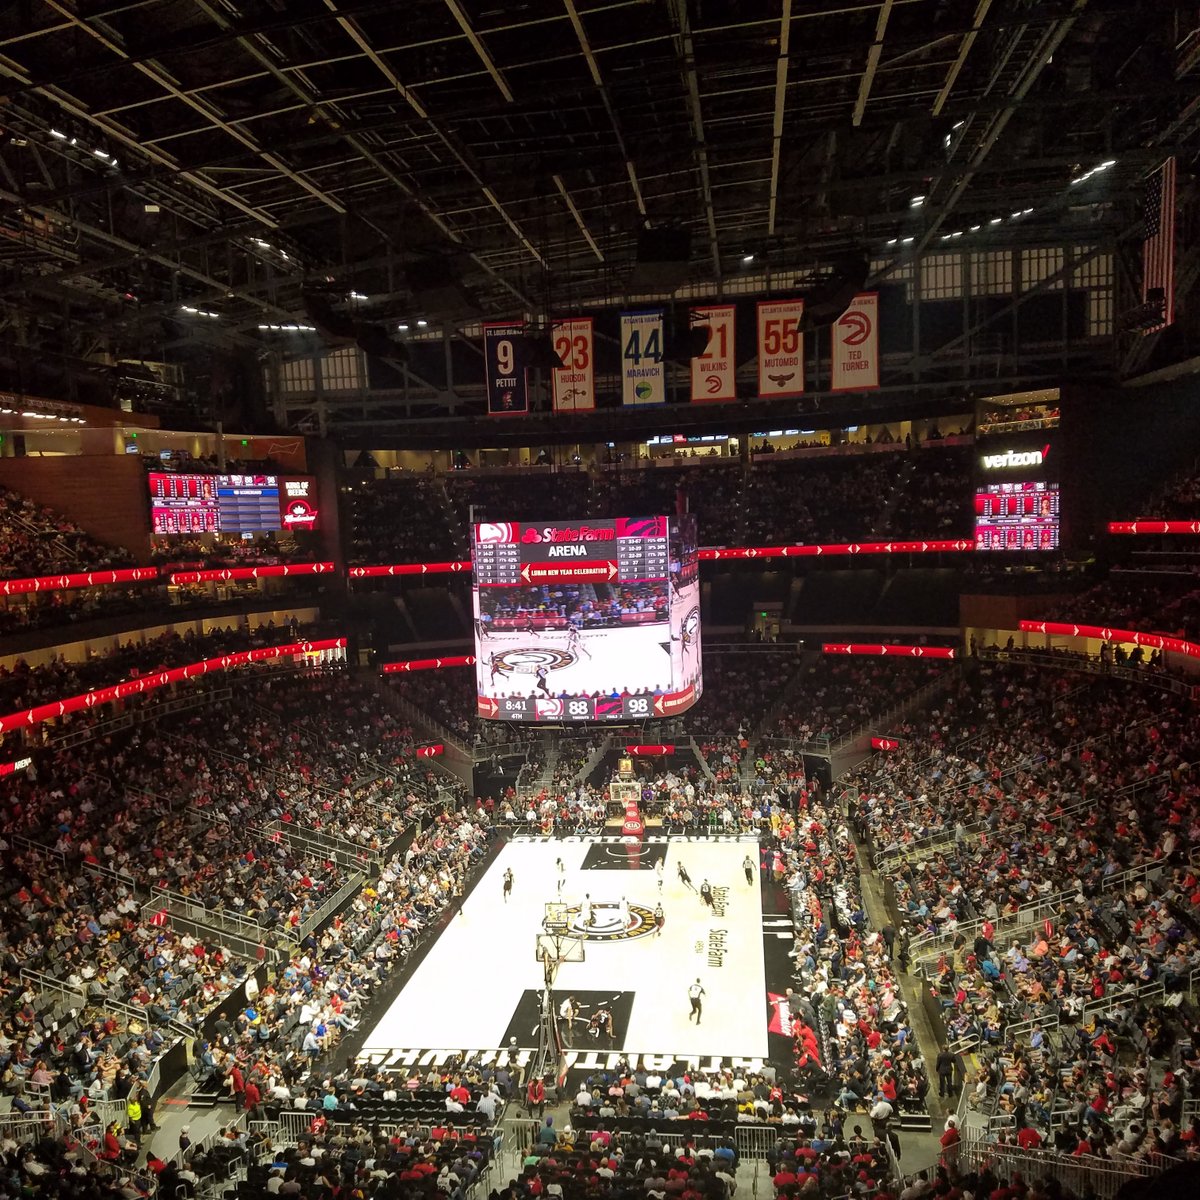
[471,515,702,722]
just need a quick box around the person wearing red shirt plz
[1016,1126,1041,1150]
[242,1078,261,1116]
[940,1119,961,1166]
[228,1063,245,1108]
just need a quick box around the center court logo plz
[562,901,657,942]
[491,648,574,675]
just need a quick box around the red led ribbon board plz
[0,567,160,596]
[625,745,675,755]
[1019,620,1200,659]
[871,737,901,751]
[822,643,957,659]
[1108,521,1200,535]
[698,540,974,560]
[168,562,334,584]
[0,638,346,736]
[381,656,477,673]
[415,745,445,759]
[348,562,472,578]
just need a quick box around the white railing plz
[959,1127,1175,1200]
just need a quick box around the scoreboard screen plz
[149,473,320,536]
[973,430,1060,552]
[471,515,702,722]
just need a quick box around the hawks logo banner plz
[831,292,879,392]
[551,318,595,411]
[620,309,665,405]
[483,321,529,415]
[757,300,805,398]
[690,305,736,403]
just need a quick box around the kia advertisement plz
[974,429,1060,551]
[470,515,702,722]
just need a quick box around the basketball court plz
[359,835,770,1068]
[474,597,702,704]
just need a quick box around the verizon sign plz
[981,445,1049,470]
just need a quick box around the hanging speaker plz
[665,313,712,366]
[631,227,692,292]
[796,255,871,329]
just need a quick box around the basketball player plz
[743,854,756,886]
[654,903,665,937]
[502,867,513,903]
[488,652,509,686]
[589,1006,613,1039]
[535,665,551,697]
[699,879,713,909]
[655,859,665,893]
[581,894,594,927]
[677,862,696,892]
[566,624,591,660]
[559,995,578,1032]
[687,978,706,1024]
[618,896,630,928]
[555,857,565,894]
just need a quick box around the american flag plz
[1142,156,1177,333]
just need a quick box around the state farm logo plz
[520,525,615,545]
[838,309,872,346]
[981,445,1050,470]
[476,522,518,544]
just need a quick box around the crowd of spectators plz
[0,656,490,1194]
[387,669,478,744]
[844,657,1200,1166]
[887,447,973,538]
[446,472,592,529]
[0,621,311,719]
[345,477,461,564]
[593,464,744,545]
[481,584,668,629]
[1137,458,1200,520]
[1045,572,1200,640]
[766,659,947,747]
[0,485,135,580]
[147,533,314,568]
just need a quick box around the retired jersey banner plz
[831,292,879,392]
[690,305,736,403]
[483,321,529,415]
[757,299,805,398]
[620,309,666,405]
[551,317,595,411]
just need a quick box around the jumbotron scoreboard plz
[471,515,702,723]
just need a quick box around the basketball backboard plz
[535,933,585,965]
[609,781,640,805]
[543,902,569,932]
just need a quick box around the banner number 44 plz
[624,326,662,365]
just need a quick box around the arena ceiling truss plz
[0,0,1196,417]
